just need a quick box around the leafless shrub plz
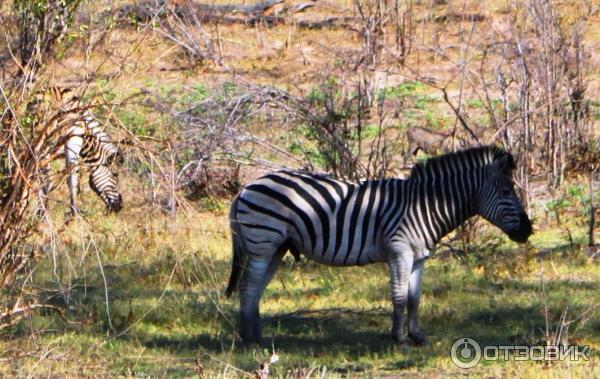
[479,0,594,192]
[173,85,267,197]
[106,1,220,69]
[0,0,83,328]
[0,87,74,325]
[154,1,220,69]
[409,0,598,212]
[139,84,289,209]
[354,0,389,67]
[391,0,415,66]
[142,76,398,208]
[11,0,82,74]
[0,87,108,327]
[280,77,397,181]
[298,79,372,180]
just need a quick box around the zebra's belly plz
[302,241,387,266]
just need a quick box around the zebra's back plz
[233,171,403,266]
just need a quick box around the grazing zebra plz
[35,87,123,215]
[226,146,532,345]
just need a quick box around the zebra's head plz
[89,165,122,213]
[478,152,532,243]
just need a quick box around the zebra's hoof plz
[240,339,262,349]
[391,333,410,346]
[408,331,427,346]
[238,332,262,347]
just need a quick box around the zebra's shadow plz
[136,297,597,373]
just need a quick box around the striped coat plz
[226,147,533,344]
[35,87,123,215]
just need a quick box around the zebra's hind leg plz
[407,259,426,345]
[36,163,51,217]
[252,250,284,342]
[239,252,283,344]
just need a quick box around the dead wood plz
[432,12,486,23]
[116,0,285,22]
[243,15,355,28]
[114,0,354,29]
[295,16,356,29]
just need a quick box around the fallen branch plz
[432,12,486,23]
[116,0,286,22]
[192,0,285,15]
[114,0,355,29]
[0,301,68,331]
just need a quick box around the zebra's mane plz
[409,146,514,179]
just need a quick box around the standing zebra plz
[35,87,123,216]
[226,146,532,345]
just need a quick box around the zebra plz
[225,146,533,345]
[34,87,123,216]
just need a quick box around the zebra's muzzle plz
[507,212,532,243]
[107,194,123,213]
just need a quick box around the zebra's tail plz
[225,195,245,297]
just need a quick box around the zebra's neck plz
[405,169,483,249]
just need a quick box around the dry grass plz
[1,194,599,376]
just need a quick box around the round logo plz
[451,338,482,369]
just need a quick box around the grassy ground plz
[2,195,599,377]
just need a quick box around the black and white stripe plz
[64,107,123,214]
[37,87,123,215]
[226,146,532,344]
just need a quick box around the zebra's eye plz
[500,187,512,197]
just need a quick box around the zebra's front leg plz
[407,258,426,345]
[67,165,80,216]
[387,244,414,345]
[65,141,82,217]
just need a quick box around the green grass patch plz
[380,81,428,99]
